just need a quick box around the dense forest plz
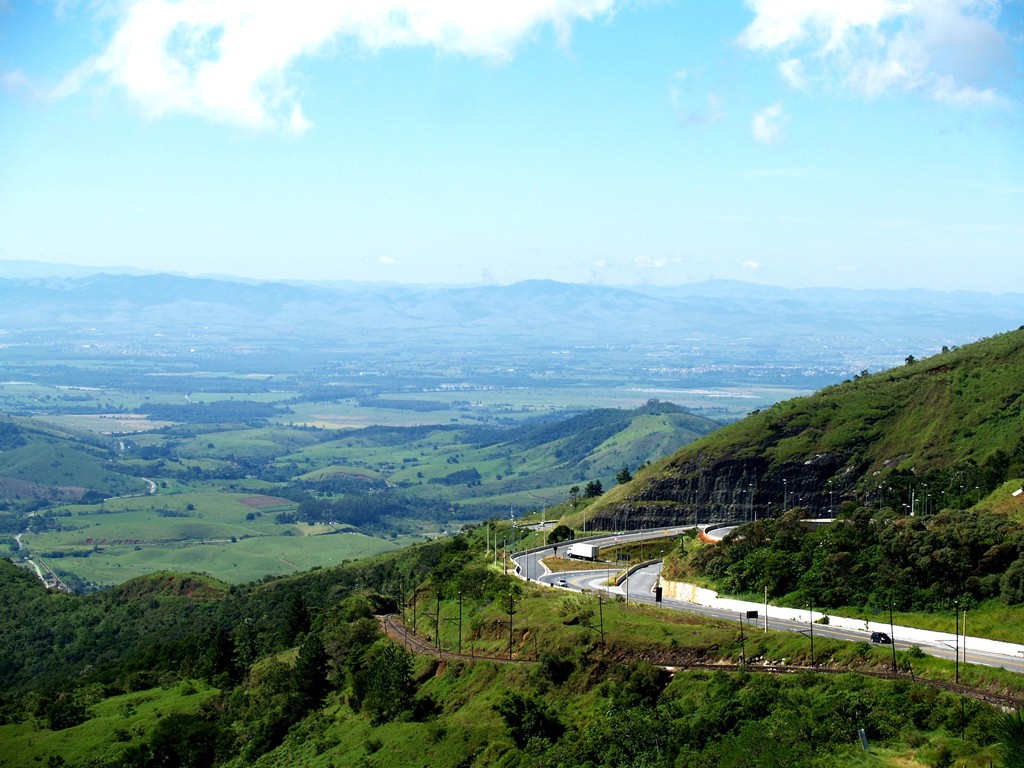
[673,505,1024,611]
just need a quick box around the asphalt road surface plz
[512,528,1024,675]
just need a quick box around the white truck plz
[566,542,600,561]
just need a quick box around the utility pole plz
[963,608,967,666]
[599,595,605,653]
[443,591,463,655]
[808,600,814,665]
[889,600,897,675]
[508,594,514,660]
[739,614,746,665]
[954,601,960,685]
[435,591,441,650]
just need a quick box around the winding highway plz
[512,528,1024,676]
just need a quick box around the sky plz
[1,0,1022,292]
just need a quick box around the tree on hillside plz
[584,480,603,498]
[546,525,574,545]
[616,465,632,484]
[995,709,1024,768]
[292,633,330,711]
[353,639,414,724]
[494,691,564,748]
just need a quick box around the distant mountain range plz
[0,267,1019,361]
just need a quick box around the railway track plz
[376,614,1023,709]
[377,614,534,664]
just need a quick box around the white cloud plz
[742,260,760,271]
[378,255,398,265]
[60,0,621,133]
[669,69,726,127]
[751,103,785,144]
[3,69,39,97]
[635,255,670,269]
[778,58,807,90]
[739,0,1017,107]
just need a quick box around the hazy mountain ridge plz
[0,273,1019,351]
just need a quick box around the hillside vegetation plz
[589,328,1024,527]
[0,415,147,505]
[5,400,719,589]
[0,529,1014,768]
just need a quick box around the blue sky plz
[1,0,1022,291]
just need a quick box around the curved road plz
[512,528,1024,676]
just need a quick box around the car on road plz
[870,631,892,644]
[556,578,569,587]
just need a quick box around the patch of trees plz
[287,492,448,534]
[685,505,1024,611]
[514,408,629,461]
[0,422,27,450]
[357,397,451,412]
[137,401,283,424]
[297,385,366,403]
[546,525,574,545]
[352,423,466,447]
[295,474,383,495]
[428,467,482,487]
[0,534,452,699]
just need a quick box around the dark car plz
[870,631,892,644]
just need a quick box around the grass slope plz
[590,328,1024,520]
[0,415,145,502]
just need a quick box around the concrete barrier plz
[661,578,1024,659]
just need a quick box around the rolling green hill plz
[270,399,722,516]
[588,328,1024,528]
[0,415,147,505]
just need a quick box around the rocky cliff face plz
[590,451,861,529]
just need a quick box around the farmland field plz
[36,529,414,586]
[4,371,805,590]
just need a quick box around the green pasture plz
[282,401,478,429]
[173,426,325,461]
[35,413,175,433]
[0,681,219,768]
[294,464,385,482]
[274,427,479,481]
[45,530,410,586]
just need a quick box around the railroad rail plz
[377,613,1023,709]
